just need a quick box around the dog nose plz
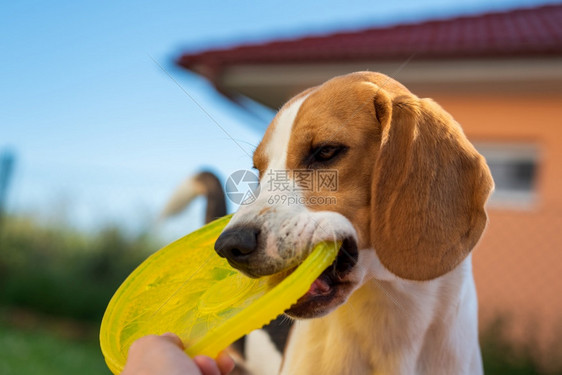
[214,227,259,262]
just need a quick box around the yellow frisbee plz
[99,215,339,374]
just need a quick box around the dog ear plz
[370,94,494,281]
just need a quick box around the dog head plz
[215,72,493,318]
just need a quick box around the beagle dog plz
[215,72,494,375]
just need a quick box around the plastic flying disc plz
[99,214,340,374]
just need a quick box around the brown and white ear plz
[370,94,494,281]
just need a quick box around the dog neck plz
[281,255,483,375]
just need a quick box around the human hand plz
[122,333,234,375]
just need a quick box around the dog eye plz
[313,145,345,163]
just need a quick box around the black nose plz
[214,227,259,263]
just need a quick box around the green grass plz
[481,317,562,375]
[0,322,110,375]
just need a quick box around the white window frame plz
[473,142,539,210]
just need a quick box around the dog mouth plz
[284,237,358,318]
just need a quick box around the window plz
[474,142,539,209]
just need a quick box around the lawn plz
[0,322,110,375]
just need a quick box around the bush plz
[0,215,160,322]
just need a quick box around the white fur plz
[245,329,283,375]
[281,255,483,375]
[266,95,308,170]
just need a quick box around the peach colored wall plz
[426,93,562,357]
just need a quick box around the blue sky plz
[1,0,555,240]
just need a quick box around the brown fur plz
[281,72,493,280]
[372,95,492,280]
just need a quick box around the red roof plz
[178,4,562,75]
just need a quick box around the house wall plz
[424,92,562,359]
